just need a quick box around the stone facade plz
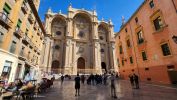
[41,5,118,75]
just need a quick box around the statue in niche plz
[53,50,60,59]
[78,47,84,53]
[75,17,89,30]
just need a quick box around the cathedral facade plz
[41,5,118,75]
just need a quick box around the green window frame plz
[3,3,11,14]
[17,19,22,28]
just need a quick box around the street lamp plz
[172,35,177,44]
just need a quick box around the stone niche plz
[74,15,91,40]
[51,17,66,39]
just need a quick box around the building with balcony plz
[0,0,45,83]
[115,0,177,84]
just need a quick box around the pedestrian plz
[75,73,81,96]
[110,73,117,98]
[103,73,107,85]
[129,74,134,88]
[90,74,95,85]
[133,74,139,89]
[81,74,85,84]
[60,74,64,85]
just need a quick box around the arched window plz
[55,45,60,50]
[99,36,104,40]
[56,31,62,36]
[78,31,85,38]
[100,48,105,53]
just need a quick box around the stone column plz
[93,41,102,74]
[108,21,118,72]
[64,39,73,74]
[47,39,54,73]
[110,42,118,72]
[72,41,77,75]
[66,18,73,37]
[92,20,102,74]
[45,14,53,36]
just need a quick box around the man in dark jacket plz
[129,74,134,88]
[75,73,81,96]
[133,74,139,89]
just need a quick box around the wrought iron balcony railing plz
[0,12,13,29]
[28,14,34,24]
[21,2,28,14]
[14,28,23,38]
[22,35,30,45]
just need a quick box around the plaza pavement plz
[36,80,177,100]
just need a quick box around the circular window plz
[78,31,85,38]
[99,36,104,40]
[56,31,62,36]
[55,45,60,50]
[100,49,104,53]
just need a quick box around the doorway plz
[101,62,107,73]
[51,60,60,74]
[77,57,85,69]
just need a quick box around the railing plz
[14,28,23,38]
[33,22,38,30]
[21,2,28,14]
[23,35,30,44]
[77,69,99,74]
[0,12,13,28]
[28,14,34,24]
[29,40,35,49]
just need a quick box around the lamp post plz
[172,35,177,44]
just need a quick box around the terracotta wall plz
[115,0,177,84]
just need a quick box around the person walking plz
[110,73,117,98]
[103,73,107,85]
[81,74,85,84]
[60,74,64,85]
[75,73,81,96]
[129,74,134,88]
[133,74,139,89]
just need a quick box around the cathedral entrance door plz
[51,60,60,74]
[101,62,107,73]
[77,57,85,73]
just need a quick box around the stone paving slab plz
[35,80,177,100]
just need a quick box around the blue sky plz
[38,0,144,32]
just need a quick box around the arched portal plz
[101,62,107,73]
[51,60,60,73]
[77,57,85,69]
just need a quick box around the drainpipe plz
[128,23,141,80]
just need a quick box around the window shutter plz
[17,20,22,27]
[3,3,11,14]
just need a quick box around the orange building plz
[115,0,177,84]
